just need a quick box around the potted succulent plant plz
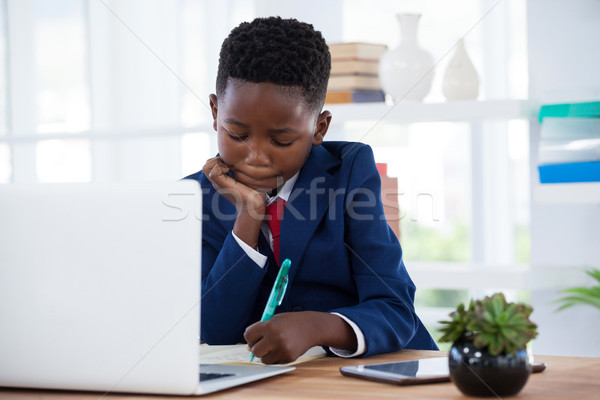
[438,293,538,397]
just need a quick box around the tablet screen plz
[362,357,449,378]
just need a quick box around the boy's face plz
[209,80,331,193]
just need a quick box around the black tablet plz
[340,357,546,386]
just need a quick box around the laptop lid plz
[0,181,203,395]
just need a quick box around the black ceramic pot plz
[448,337,531,397]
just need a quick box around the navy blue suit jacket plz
[185,141,437,356]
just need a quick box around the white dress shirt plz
[231,172,366,357]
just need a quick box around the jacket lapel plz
[279,145,339,286]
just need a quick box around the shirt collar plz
[265,172,299,205]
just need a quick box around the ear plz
[209,94,218,131]
[312,110,332,146]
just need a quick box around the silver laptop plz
[0,181,294,396]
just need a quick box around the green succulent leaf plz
[438,292,538,356]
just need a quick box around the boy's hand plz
[202,157,266,218]
[244,312,319,364]
[203,157,266,248]
[244,311,358,364]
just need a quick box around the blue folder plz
[538,161,600,183]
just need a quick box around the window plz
[343,121,472,262]
[181,132,212,178]
[508,120,530,263]
[0,0,7,136]
[0,143,10,183]
[33,0,89,133]
[0,0,9,183]
[36,139,91,182]
[179,0,210,127]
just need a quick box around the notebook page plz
[199,344,326,366]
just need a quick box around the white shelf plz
[326,99,538,124]
[533,181,600,204]
[406,262,592,291]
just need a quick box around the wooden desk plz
[1,350,599,399]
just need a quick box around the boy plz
[185,17,437,364]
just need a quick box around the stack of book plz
[538,114,600,184]
[326,42,387,104]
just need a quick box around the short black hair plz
[216,17,331,114]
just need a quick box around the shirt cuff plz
[232,231,267,268]
[328,312,366,357]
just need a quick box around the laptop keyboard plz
[199,372,235,382]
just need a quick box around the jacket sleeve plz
[329,144,420,356]
[196,177,270,344]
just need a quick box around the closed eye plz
[226,132,248,142]
[272,138,294,147]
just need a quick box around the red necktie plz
[265,199,286,265]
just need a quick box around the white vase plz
[442,39,479,100]
[379,13,434,102]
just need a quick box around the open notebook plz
[200,344,327,366]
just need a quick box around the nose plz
[245,139,270,167]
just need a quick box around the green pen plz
[249,258,292,362]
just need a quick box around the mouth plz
[233,169,284,192]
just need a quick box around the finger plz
[248,336,273,361]
[203,157,230,176]
[243,321,265,347]
[201,157,221,176]
[207,162,227,180]
[257,349,281,365]
[207,164,236,191]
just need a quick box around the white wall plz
[528,0,600,357]
[254,0,343,43]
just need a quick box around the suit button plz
[291,306,303,312]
